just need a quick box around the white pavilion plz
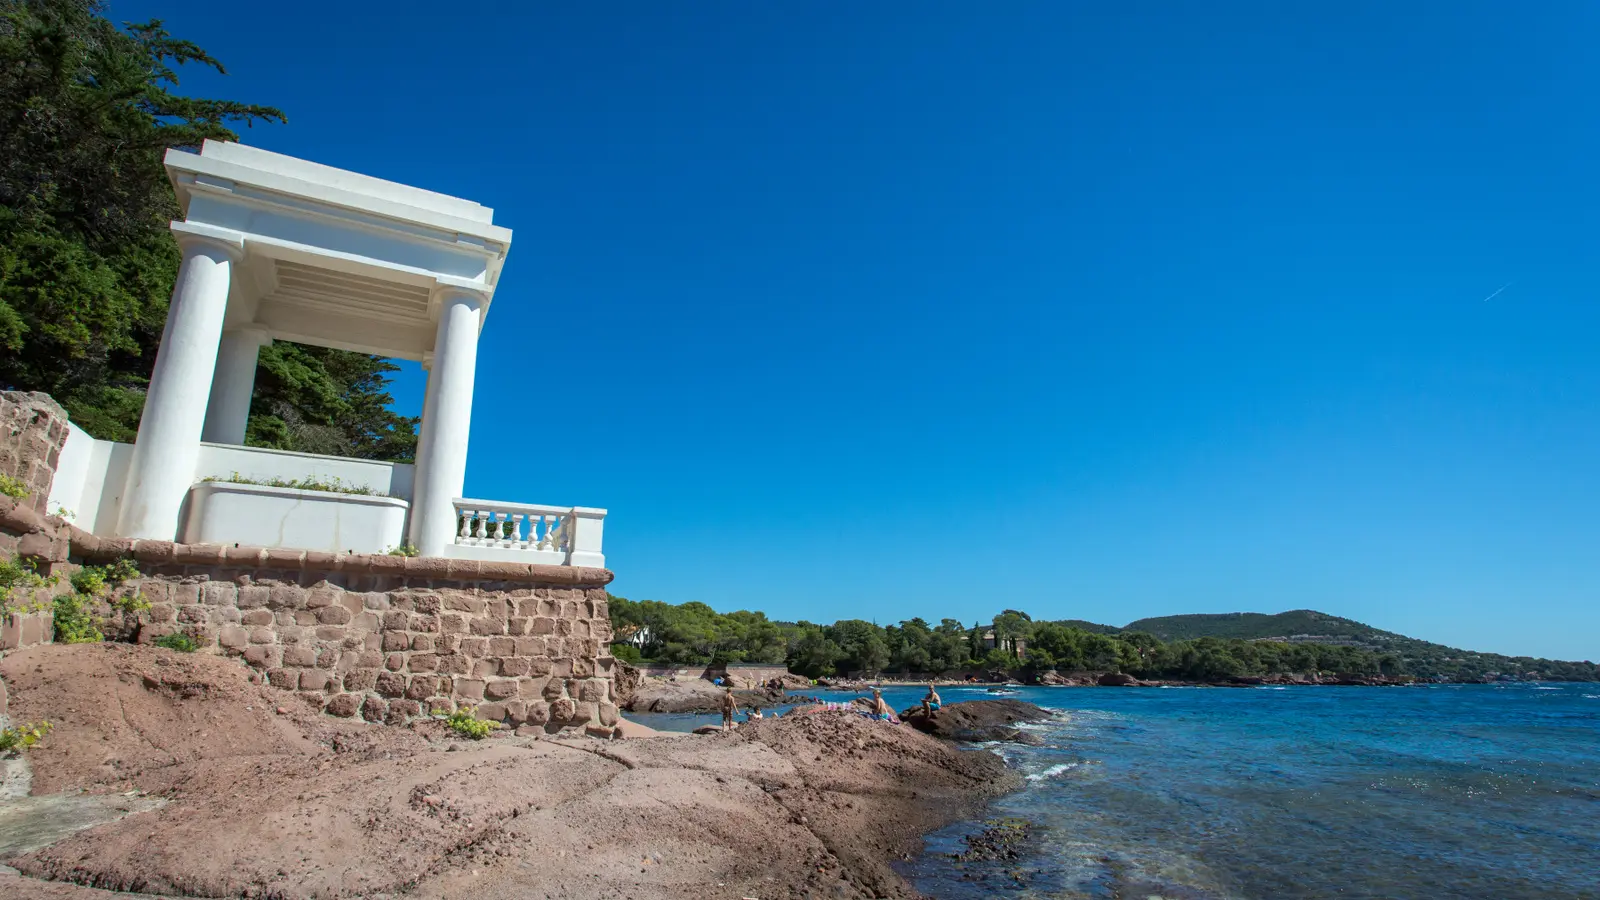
[46,141,605,568]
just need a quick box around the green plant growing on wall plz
[154,632,200,653]
[387,544,420,557]
[0,474,30,499]
[55,557,146,644]
[201,472,385,497]
[1,554,57,616]
[439,707,495,740]
[0,720,52,754]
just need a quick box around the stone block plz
[460,638,487,657]
[438,654,469,675]
[385,653,405,671]
[455,678,486,701]
[344,669,378,692]
[385,699,420,725]
[306,588,337,610]
[410,634,434,652]
[353,612,381,631]
[243,644,278,668]
[408,653,438,672]
[514,637,545,656]
[269,585,307,609]
[439,613,466,634]
[315,625,344,641]
[362,593,390,610]
[382,610,409,631]
[576,679,608,703]
[282,646,317,667]
[325,694,360,718]
[177,605,210,625]
[487,636,514,656]
[499,657,531,677]
[523,702,550,726]
[375,672,406,698]
[406,676,437,700]
[267,668,296,690]
[218,625,249,650]
[381,632,410,652]
[201,582,237,606]
[147,603,176,624]
[530,617,556,636]
[472,659,498,678]
[355,650,383,668]
[408,614,439,633]
[240,608,274,626]
[443,593,485,614]
[484,679,518,701]
[598,702,619,727]
[477,701,507,722]
[549,698,577,723]
[293,610,317,626]
[572,657,595,678]
[572,701,597,725]
[299,670,330,691]
[413,594,441,614]
[361,697,387,723]
[506,617,530,636]
[469,617,505,636]
[541,678,567,701]
[316,605,351,625]
[528,657,553,676]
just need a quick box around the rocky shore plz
[0,643,1018,899]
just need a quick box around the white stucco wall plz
[194,443,414,500]
[49,431,415,539]
[180,481,408,555]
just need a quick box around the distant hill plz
[1085,609,1596,681]
[1123,610,1391,644]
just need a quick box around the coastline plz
[0,643,1021,900]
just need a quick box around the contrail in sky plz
[1480,282,1513,302]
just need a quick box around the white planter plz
[180,481,409,555]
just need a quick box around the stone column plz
[116,223,244,540]
[409,287,486,556]
[201,326,272,445]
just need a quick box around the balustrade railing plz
[449,498,607,567]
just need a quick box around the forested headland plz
[0,0,417,459]
[607,595,1600,683]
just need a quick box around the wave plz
[1027,762,1080,782]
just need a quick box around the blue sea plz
[631,682,1600,899]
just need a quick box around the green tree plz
[0,1,416,459]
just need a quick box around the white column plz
[201,326,272,445]
[404,352,440,549]
[116,223,244,539]
[410,287,486,556]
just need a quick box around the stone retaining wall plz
[0,391,70,519]
[1,495,619,733]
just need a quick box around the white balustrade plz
[448,498,605,568]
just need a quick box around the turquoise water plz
[633,682,1600,899]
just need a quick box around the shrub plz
[55,558,145,643]
[609,642,643,664]
[154,632,201,653]
[387,544,419,557]
[0,554,57,615]
[0,474,29,499]
[0,720,52,753]
[441,707,494,740]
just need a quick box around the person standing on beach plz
[721,687,739,730]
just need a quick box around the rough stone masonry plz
[0,390,620,733]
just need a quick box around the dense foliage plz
[0,0,417,460]
[1120,610,1599,682]
[607,596,1600,683]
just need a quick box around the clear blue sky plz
[119,1,1599,660]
